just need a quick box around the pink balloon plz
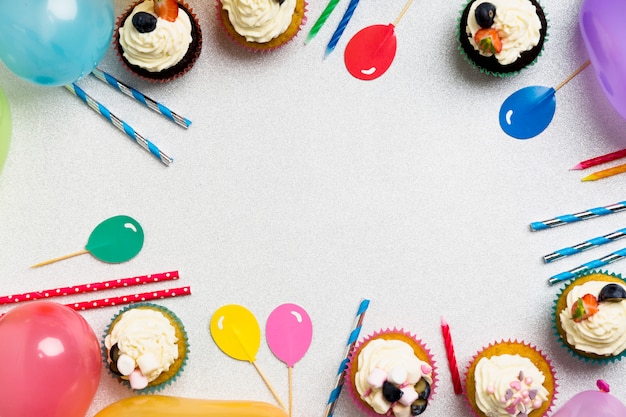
[579,0,626,119]
[552,389,626,417]
[0,301,101,417]
[266,303,312,367]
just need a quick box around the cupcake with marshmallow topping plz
[103,303,188,392]
[346,328,437,417]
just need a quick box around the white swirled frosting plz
[559,280,626,356]
[466,0,541,65]
[354,339,433,417]
[119,0,192,72]
[105,308,179,383]
[221,0,296,43]
[474,354,549,417]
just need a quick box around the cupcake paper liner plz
[345,328,438,417]
[216,0,307,52]
[115,0,202,83]
[102,302,189,394]
[463,339,558,417]
[553,269,626,364]
[457,0,549,77]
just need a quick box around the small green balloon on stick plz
[31,215,144,268]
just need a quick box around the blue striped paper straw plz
[543,227,626,263]
[530,200,626,231]
[325,0,361,57]
[64,83,173,166]
[323,298,370,417]
[549,247,626,285]
[91,68,191,128]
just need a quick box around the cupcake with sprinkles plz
[115,0,202,82]
[103,303,188,392]
[553,270,626,363]
[346,328,437,417]
[217,0,307,52]
[464,340,557,417]
[458,0,548,76]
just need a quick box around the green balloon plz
[85,215,144,263]
[0,86,11,174]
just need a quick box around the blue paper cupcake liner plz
[102,302,189,394]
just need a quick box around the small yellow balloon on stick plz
[210,305,286,410]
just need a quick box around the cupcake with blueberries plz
[103,303,189,392]
[346,328,437,417]
[458,0,548,76]
[553,270,626,363]
[115,0,202,82]
[217,0,307,52]
[464,340,557,417]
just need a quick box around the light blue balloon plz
[0,0,114,86]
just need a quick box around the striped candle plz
[91,68,191,129]
[549,247,626,285]
[64,83,173,166]
[543,228,626,263]
[305,0,343,44]
[325,0,361,57]
[323,298,370,417]
[530,201,626,231]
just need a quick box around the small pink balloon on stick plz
[344,0,414,80]
[266,304,313,417]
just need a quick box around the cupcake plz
[458,0,548,76]
[116,0,202,82]
[346,328,437,417]
[553,270,626,363]
[464,340,557,417]
[217,0,306,51]
[103,303,188,392]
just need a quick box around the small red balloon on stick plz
[440,316,463,395]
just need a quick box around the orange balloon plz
[94,395,288,417]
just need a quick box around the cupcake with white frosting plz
[458,0,548,76]
[115,0,202,82]
[464,340,557,417]
[346,328,437,417]
[217,0,307,51]
[103,303,188,392]
[554,270,626,363]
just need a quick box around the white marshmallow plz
[388,366,408,385]
[137,352,159,375]
[116,354,136,376]
[366,368,387,388]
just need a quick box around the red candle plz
[441,316,463,395]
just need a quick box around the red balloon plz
[344,24,398,81]
[0,301,101,417]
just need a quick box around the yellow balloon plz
[210,305,261,362]
[93,395,288,417]
[0,86,11,174]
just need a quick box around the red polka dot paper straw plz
[0,271,179,305]
[67,286,191,312]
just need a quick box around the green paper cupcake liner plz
[456,0,549,77]
[552,269,626,364]
[102,302,189,394]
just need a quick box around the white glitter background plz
[1,0,626,416]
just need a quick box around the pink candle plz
[441,316,463,394]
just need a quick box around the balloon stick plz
[393,0,414,26]
[554,60,591,91]
[251,361,287,410]
[31,249,89,268]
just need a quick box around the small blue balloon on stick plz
[499,61,590,140]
